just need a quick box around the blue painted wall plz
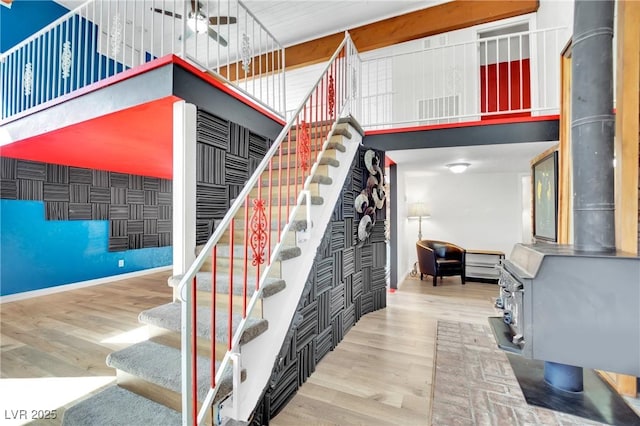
[0,0,70,53]
[0,2,170,296]
[0,200,172,296]
[2,1,127,117]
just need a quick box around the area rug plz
[430,321,610,425]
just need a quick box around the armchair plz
[416,240,466,286]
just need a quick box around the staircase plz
[63,35,363,425]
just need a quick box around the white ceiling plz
[387,141,557,175]
[241,0,442,46]
[55,0,443,48]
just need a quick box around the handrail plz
[237,0,281,48]
[357,26,570,130]
[178,32,357,424]
[0,0,95,59]
[176,34,351,299]
[362,26,568,60]
[1,0,286,120]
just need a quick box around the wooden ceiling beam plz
[286,0,540,69]
[220,0,539,81]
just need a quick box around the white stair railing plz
[357,26,570,130]
[176,33,359,425]
[0,0,285,122]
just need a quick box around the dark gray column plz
[571,0,616,253]
[390,164,398,290]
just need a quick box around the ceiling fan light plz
[188,16,208,34]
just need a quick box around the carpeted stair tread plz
[209,218,309,232]
[139,302,268,345]
[62,385,181,426]
[248,194,324,207]
[278,246,302,261]
[288,219,309,232]
[273,156,339,169]
[327,140,348,151]
[280,141,346,155]
[212,241,308,260]
[268,194,324,206]
[106,340,244,403]
[332,127,352,139]
[320,157,340,167]
[168,272,286,298]
[338,115,363,136]
[259,174,332,186]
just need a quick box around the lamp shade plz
[408,202,430,218]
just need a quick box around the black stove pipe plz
[544,0,615,393]
[571,0,616,253]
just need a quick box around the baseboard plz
[398,269,413,287]
[0,266,173,304]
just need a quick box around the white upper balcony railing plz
[0,0,286,122]
[357,27,570,130]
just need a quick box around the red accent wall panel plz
[0,97,177,179]
[480,58,531,120]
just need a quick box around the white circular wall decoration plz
[355,149,386,243]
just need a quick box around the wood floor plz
[271,276,499,425]
[0,272,174,426]
[0,272,499,425]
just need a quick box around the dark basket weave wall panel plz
[0,157,172,252]
[255,147,387,424]
[195,108,273,245]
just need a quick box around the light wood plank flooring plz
[1,272,499,425]
[271,276,500,425]
[0,272,174,425]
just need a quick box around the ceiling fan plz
[152,0,237,47]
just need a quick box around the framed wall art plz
[532,151,558,242]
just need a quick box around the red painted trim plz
[1,96,177,179]
[385,155,396,166]
[211,247,217,388]
[365,114,560,136]
[2,55,286,127]
[267,159,273,274]
[171,56,286,125]
[191,276,198,425]
[243,198,249,319]
[228,219,235,350]
[1,56,176,125]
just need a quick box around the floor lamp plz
[408,202,430,276]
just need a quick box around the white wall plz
[536,0,574,32]
[282,2,575,125]
[530,0,574,116]
[397,168,527,278]
[283,62,327,115]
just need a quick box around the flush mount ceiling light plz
[446,162,470,173]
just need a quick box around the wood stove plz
[491,242,640,376]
